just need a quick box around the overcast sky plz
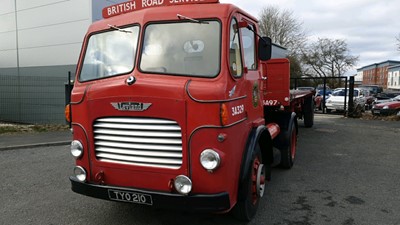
[220,0,400,74]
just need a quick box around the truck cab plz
[68,0,299,221]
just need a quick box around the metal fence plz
[0,74,70,124]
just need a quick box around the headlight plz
[200,149,221,171]
[174,175,192,195]
[71,140,84,159]
[383,105,389,109]
[73,166,87,182]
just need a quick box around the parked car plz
[371,97,400,116]
[314,89,332,110]
[373,95,400,105]
[296,86,315,91]
[357,87,376,110]
[325,88,369,113]
[375,92,400,100]
[358,85,383,96]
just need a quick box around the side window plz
[241,24,256,70]
[229,18,243,77]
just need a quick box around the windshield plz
[140,21,220,77]
[331,89,359,97]
[79,26,139,82]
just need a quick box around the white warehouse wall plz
[0,0,128,124]
[0,0,18,68]
[16,0,91,67]
[355,70,363,83]
[0,0,129,70]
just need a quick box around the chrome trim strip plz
[94,123,181,131]
[99,159,180,169]
[70,85,91,105]
[96,147,182,158]
[185,80,247,103]
[95,141,182,151]
[96,153,182,165]
[94,135,182,145]
[94,128,181,138]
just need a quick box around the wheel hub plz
[256,164,265,198]
[251,158,265,205]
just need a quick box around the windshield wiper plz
[177,14,209,24]
[108,24,132,33]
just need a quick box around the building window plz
[398,76,400,87]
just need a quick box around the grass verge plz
[0,123,69,135]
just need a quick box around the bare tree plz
[302,38,358,79]
[397,33,400,51]
[258,5,307,80]
[258,5,307,55]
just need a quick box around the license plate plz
[373,110,380,114]
[108,189,153,205]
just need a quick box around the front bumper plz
[371,108,398,116]
[325,103,345,111]
[70,177,231,212]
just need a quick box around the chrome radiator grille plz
[93,117,182,169]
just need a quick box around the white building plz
[388,65,400,90]
[354,70,363,86]
[0,0,126,76]
[0,0,126,124]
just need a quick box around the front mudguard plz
[237,125,273,200]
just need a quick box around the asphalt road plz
[1,114,399,225]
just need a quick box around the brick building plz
[357,60,400,89]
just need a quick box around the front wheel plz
[233,145,265,221]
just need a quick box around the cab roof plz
[88,2,257,33]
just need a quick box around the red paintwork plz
[262,59,313,113]
[266,123,280,139]
[263,59,290,107]
[71,1,307,212]
[102,0,219,18]
[314,95,323,109]
[374,101,400,109]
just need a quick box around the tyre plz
[233,145,265,221]
[279,120,297,169]
[303,96,314,128]
[326,108,332,113]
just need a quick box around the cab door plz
[238,16,263,122]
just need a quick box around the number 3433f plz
[232,104,245,116]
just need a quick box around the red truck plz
[66,0,314,221]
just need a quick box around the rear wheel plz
[303,96,314,128]
[233,145,265,221]
[279,120,297,169]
